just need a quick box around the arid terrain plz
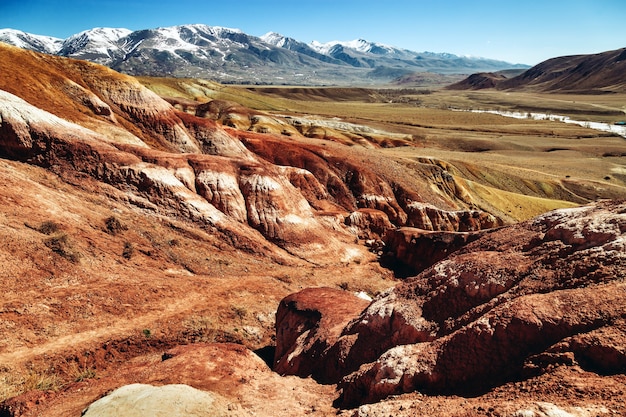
[0,41,625,416]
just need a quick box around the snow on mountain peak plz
[173,24,243,37]
[64,27,131,44]
[309,38,391,54]
[260,32,287,46]
[60,27,132,61]
[0,28,63,54]
[309,40,336,55]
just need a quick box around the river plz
[465,109,626,139]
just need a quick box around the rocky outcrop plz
[345,209,394,240]
[340,282,626,406]
[81,383,245,417]
[404,202,499,231]
[242,134,502,237]
[380,227,487,276]
[274,200,626,407]
[274,288,370,383]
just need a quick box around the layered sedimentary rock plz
[274,200,626,406]
[0,43,502,266]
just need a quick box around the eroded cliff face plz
[274,200,626,407]
[0,43,502,265]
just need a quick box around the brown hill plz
[448,47,626,93]
[445,72,508,90]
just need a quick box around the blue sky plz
[1,0,625,65]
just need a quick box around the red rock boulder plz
[274,287,371,383]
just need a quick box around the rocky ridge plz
[274,199,626,410]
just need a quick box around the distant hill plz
[0,24,528,86]
[447,48,626,93]
[445,71,511,90]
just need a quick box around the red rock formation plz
[241,133,500,236]
[336,199,626,406]
[380,227,487,276]
[0,82,360,263]
[273,200,626,407]
[274,287,370,383]
[345,209,394,240]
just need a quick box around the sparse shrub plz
[23,370,62,392]
[142,328,152,338]
[74,367,96,382]
[122,241,134,259]
[25,220,61,235]
[183,315,218,343]
[231,306,247,324]
[44,233,81,263]
[339,281,350,291]
[66,361,97,382]
[37,221,60,235]
[274,274,292,284]
[104,215,126,235]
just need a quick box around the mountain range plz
[0,24,528,85]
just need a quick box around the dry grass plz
[0,367,63,402]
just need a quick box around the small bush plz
[37,221,60,235]
[183,316,218,343]
[44,233,81,263]
[122,242,134,259]
[25,220,61,235]
[231,306,247,323]
[104,216,127,235]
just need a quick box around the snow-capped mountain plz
[0,25,529,85]
[310,39,402,56]
[260,32,345,65]
[58,28,132,64]
[0,28,62,54]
